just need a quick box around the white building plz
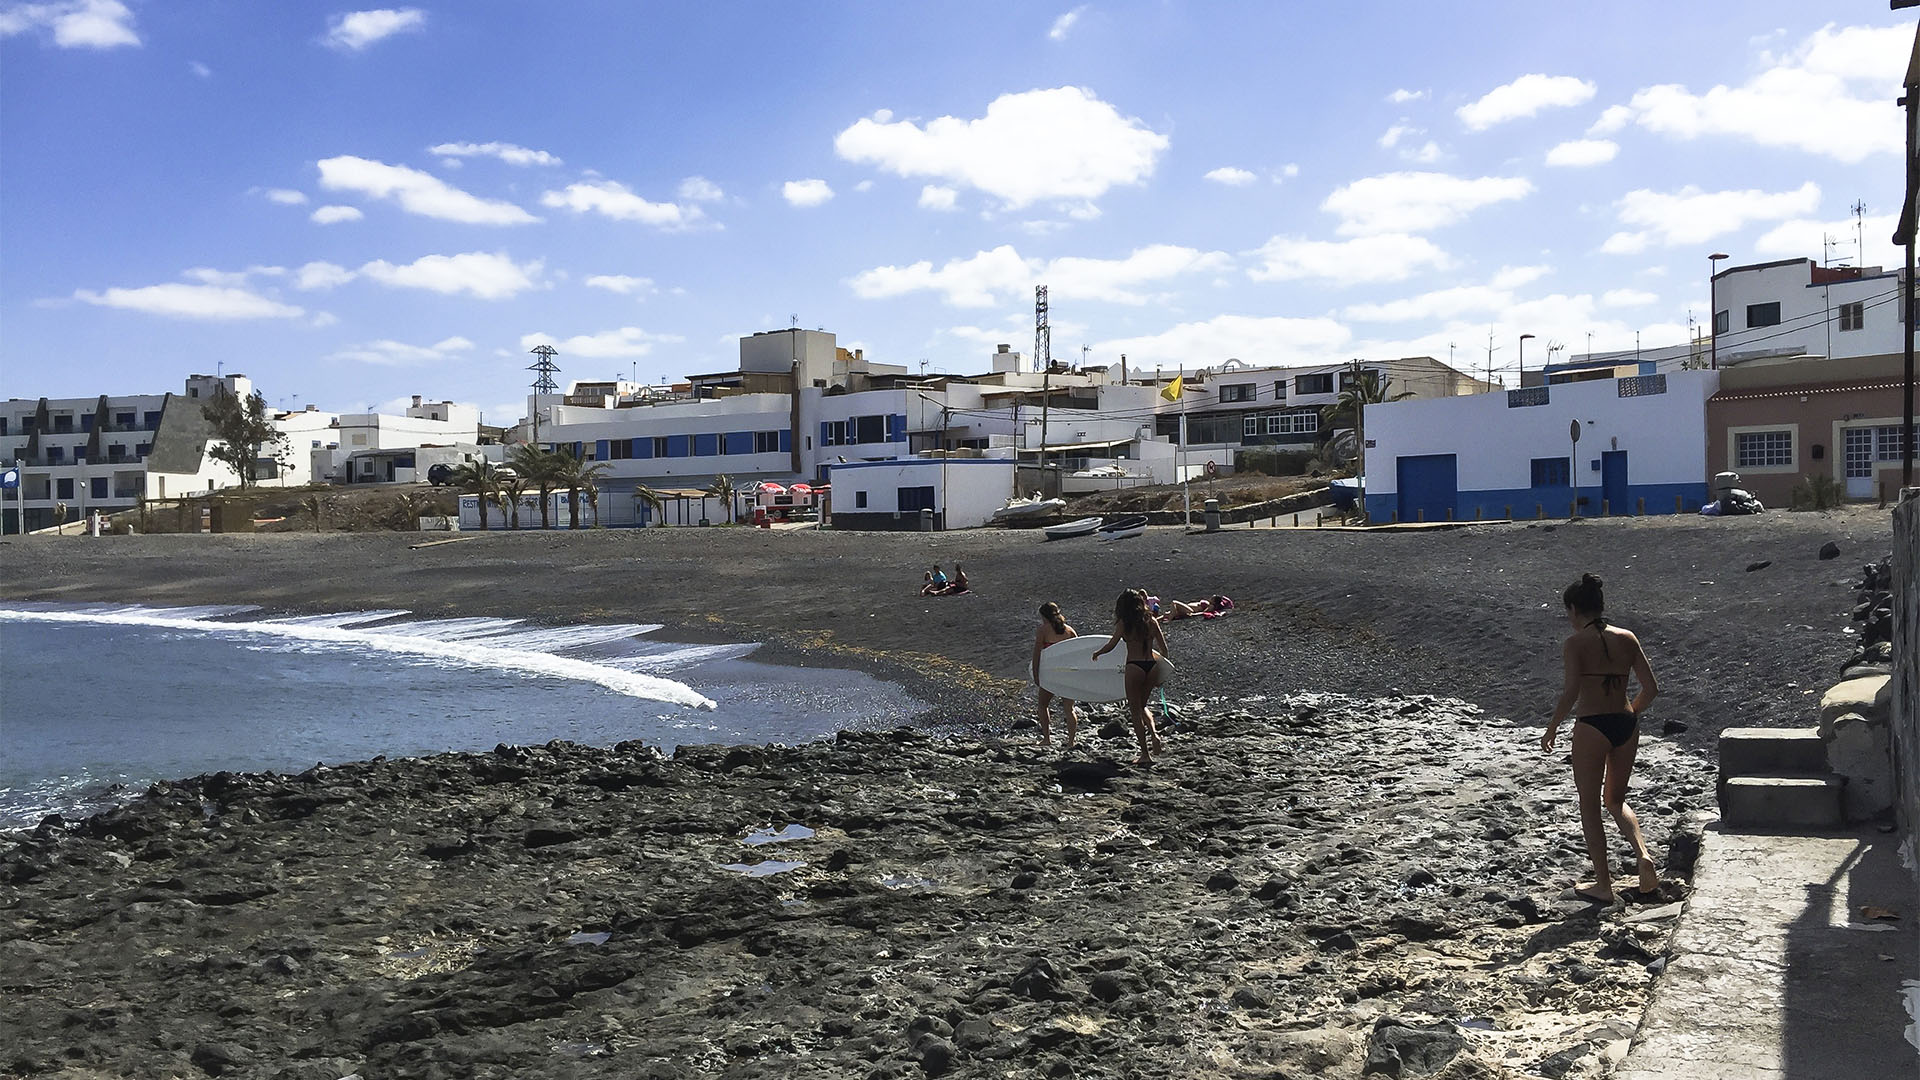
[1361,370,1720,523]
[824,456,1017,531]
[307,397,483,484]
[1,373,256,532]
[1711,257,1915,365]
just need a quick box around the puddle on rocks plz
[742,824,816,846]
[566,931,611,946]
[720,860,807,877]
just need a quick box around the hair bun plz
[1582,573,1603,588]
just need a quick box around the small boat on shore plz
[993,494,1067,521]
[1043,516,1102,541]
[1095,514,1148,541]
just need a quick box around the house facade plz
[824,456,1016,531]
[1362,370,1719,522]
[1712,257,1914,365]
[1706,353,1914,506]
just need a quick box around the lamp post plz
[1518,333,1536,385]
[1708,253,1730,369]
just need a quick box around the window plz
[56,478,74,499]
[108,445,126,462]
[81,414,94,432]
[1745,302,1781,328]
[115,412,135,429]
[823,420,847,447]
[143,411,161,430]
[754,430,781,453]
[854,491,868,508]
[1531,457,1571,486]
[91,477,107,499]
[1876,424,1916,462]
[1296,373,1334,395]
[1838,302,1864,332]
[692,433,718,456]
[52,415,73,433]
[0,418,7,436]
[1337,368,1380,390]
[855,414,886,444]
[1735,430,1793,468]
[1272,380,1287,400]
[1506,387,1550,408]
[1243,416,1261,438]
[135,443,150,458]
[1219,383,1255,403]
[1713,310,1730,335]
[652,436,670,458]
[897,486,936,513]
[47,446,64,463]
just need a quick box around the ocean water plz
[0,601,929,827]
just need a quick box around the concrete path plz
[1616,824,1918,1080]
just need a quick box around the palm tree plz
[500,475,528,529]
[1320,370,1413,464]
[509,444,560,528]
[707,473,736,524]
[574,458,614,527]
[632,483,665,528]
[449,459,505,530]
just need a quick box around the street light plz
[1518,333,1536,385]
[1709,253,1730,369]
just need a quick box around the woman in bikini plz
[1091,588,1170,764]
[1030,601,1080,749]
[1543,572,1662,904]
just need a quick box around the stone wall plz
[1893,491,1919,875]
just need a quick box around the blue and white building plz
[1361,370,1720,523]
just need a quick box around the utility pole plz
[528,345,560,446]
[1484,330,1499,389]
[1352,358,1368,517]
[1035,286,1051,494]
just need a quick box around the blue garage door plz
[1601,450,1628,515]
[1396,454,1458,523]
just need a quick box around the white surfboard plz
[1036,634,1174,703]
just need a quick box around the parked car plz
[426,463,455,486]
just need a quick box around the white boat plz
[1095,514,1148,541]
[1043,516,1102,541]
[992,494,1066,520]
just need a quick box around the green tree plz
[449,459,505,530]
[707,473,736,524]
[632,483,665,528]
[548,448,610,529]
[500,474,528,529]
[575,459,613,526]
[1320,370,1412,464]
[202,386,292,488]
[509,443,561,528]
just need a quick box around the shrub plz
[1788,472,1843,511]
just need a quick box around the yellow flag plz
[1160,375,1184,401]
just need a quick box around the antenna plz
[528,344,560,444]
[1485,328,1499,389]
[790,313,800,329]
[1080,344,1089,369]
[1852,199,1867,265]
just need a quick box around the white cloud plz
[189,60,211,78]
[264,188,307,205]
[317,155,537,225]
[1755,211,1903,270]
[678,176,724,202]
[1490,265,1552,290]
[1275,163,1300,181]
[1339,266,1552,322]
[1378,124,1416,149]
[541,179,699,227]
[309,311,339,328]
[325,8,424,51]
[918,184,958,210]
[834,86,1167,210]
[519,326,681,359]
[1619,24,1907,163]
[294,261,355,290]
[1322,171,1533,236]
[850,243,1229,308]
[783,178,834,207]
[1049,6,1086,40]
[1601,289,1658,307]
[182,265,284,287]
[1400,141,1442,164]
[1545,139,1618,167]
[428,141,561,167]
[328,336,474,365]
[1094,314,1353,369]
[1588,105,1632,135]
[73,283,302,320]
[0,0,139,48]
[356,251,543,300]
[1204,167,1256,186]
[853,179,874,193]
[1387,89,1427,104]
[310,204,363,224]
[1601,182,1821,253]
[1457,74,1597,130]
[1247,233,1452,286]
[584,274,656,295]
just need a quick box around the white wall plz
[1715,260,1915,363]
[1365,370,1719,496]
[826,458,1014,529]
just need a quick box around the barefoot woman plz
[1092,589,1169,764]
[1543,573,1662,903]
[1030,601,1080,748]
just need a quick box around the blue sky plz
[2,2,1912,423]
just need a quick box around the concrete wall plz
[1706,380,1912,507]
[1363,370,1718,521]
[826,458,1014,530]
[1893,493,1919,879]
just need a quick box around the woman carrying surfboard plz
[1091,589,1170,765]
[1030,601,1080,749]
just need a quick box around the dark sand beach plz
[0,507,1895,1079]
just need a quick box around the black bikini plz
[1575,618,1638,748]
[1128,658,1159,674]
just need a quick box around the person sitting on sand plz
[1157,594,1234,621]
[1030,601,1080,749]
[935,563,970,596]
[1542,572,1662,905]
[919,565,949,597]
[1091,588,1170,765]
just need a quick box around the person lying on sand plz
[1092,589,1169,765]
[1030,601,1080,749]
[1542,572,1662,905]
[1155,594,1234,621]
[933,563,969,595]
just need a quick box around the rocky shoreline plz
[3,694,1713,1080]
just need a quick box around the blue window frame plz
[692,433,719,457]
[1531,457,1570,486]
[634,437,653,459]
[723,431,755,455]
[665,434,690,457]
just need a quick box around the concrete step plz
[1718,727,1827,778]
[1718,774,1845,830]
